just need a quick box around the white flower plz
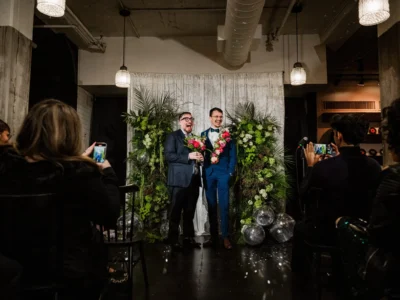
[249,141,253,146]
[265,132,271,137]
[259,189,266,194]
[248,200,253,205]
[240,133,245,138]
[268,125,273,131]
[254,195,261,200]
[245,134,252,139]
[243,138,248,143]
[257,125,263,130]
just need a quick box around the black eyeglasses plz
[180,117,195,122]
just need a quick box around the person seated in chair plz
[337,98,400,300]
[291,114,381,274]
[0,253,22,300]
[0,99,120,300]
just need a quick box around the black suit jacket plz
[164,129,201,188]
[300,146,381,234]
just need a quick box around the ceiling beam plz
[319,0,358,44]
[126,6,289,12]
[119,0,140,38]
[275,0,297,37]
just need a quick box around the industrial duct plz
[222,0,265,66]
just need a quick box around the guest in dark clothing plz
[291,114,381,274]
[337,99,400,299]
[0,99,120,300]
[0,119,11,144]
[0,253,22,300]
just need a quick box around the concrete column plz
[378,0,400,166]
[0,0,34,134]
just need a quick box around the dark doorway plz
[284,93,317,219]
[29,17,78,109]
[91,97,128,185]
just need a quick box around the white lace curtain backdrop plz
[127,72,285,235]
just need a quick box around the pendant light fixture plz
[115,9,131,88]
[290,5,306,86]
[359,0,390,26]
[37,0,66,17]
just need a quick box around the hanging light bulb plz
[37,0,66,17]
[115,9,131,88]
[359,0,390,26]
[290,62,306,86]
[291,6,306,86]
[115,66,130,88]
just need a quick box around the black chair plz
[303,188,342,300]
[103,185,148,296]
[0,193,64,299]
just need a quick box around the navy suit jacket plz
[164,129,201,188]
[201,128,237,177]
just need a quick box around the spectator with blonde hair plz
[0,99,120,299]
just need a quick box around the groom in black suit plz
[164,112,203,251]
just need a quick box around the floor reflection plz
[131,236,335,300]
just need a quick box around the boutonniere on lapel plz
[210,128,232,164]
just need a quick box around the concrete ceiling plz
[36,0,363,49]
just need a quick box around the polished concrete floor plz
[128,237,337,300]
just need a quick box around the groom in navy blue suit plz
[201,108,237,249]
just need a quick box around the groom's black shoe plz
[183,237,201,249]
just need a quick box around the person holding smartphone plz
[0,99,120,300]
[291,114,382,291]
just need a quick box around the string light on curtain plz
[37,0,66,17]
[290,7,306,86]
[115,9,131,88]
[359,0,390,26]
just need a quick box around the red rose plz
[222,132,230,139]
[193,141,200,148]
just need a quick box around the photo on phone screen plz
[326,144,333,155]
[314,143,326,155]
[93,143,107,163]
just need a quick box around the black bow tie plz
[210,128,220,133]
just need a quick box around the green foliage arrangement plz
[124,87,178,241]
[227,102,292,242]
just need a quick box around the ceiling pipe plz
[222,0,265,67]
[275,0,297,37]
[34,25,77,29]
[63,6,106,53]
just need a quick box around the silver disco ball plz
[269,213,295,243]
[137,152,149,165]
[117,212,143,240]
[253,206,275,226]
[160,221,169,239]
[243,224,266,246]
